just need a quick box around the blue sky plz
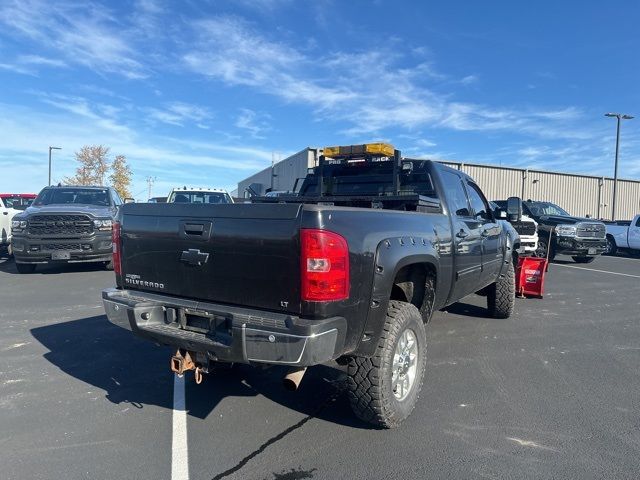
[1,0,639,199]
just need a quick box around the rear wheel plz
[16,263,36,274]
[487,261,515,318]
[604,236,617,256]
[347,300,427,428]
[572,256,596,263]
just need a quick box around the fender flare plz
[351,236,440,357]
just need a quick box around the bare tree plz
[64,145,111,186]
[109,155,132,199]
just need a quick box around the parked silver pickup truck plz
[603,215,640,256]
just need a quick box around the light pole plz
[605,113,634,220]
[48,146,62,186]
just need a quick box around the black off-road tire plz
[346,300,427,429]
[572,256,596,264]
[16,263,36,274]
[487,261,515,318]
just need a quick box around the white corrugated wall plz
[441,161,640,221]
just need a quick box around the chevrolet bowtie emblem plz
[180,249,210,266]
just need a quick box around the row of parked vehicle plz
[0,186,236,273]
[2,173,638,275]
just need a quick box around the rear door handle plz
[456,229,469,239]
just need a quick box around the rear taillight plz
[112,221,122,276]
[301,229,349,302]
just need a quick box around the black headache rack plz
[253,147,442,213]
[254,193,441,213]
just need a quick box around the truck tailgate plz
[119,203,303,313]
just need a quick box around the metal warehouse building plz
[237,148,640,220]
[237,148,317,197]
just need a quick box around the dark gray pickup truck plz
[521,200,607,263]
[102,144,520,427]
[11,186,122,273]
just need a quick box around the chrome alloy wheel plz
[391,328,419,401]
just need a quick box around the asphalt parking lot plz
[1,253,639,480]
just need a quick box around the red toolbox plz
[515,257,548,298]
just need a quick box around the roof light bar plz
[323,143,395,159]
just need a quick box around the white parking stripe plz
[172,374,189,480]
[595,255,640,262]
[554,263,640,279]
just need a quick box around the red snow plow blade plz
[515,257,548,298]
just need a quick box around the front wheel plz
[487,261,515,318]
[604,236,617,256]
[347,300,427,428]
[16,263,36,274]
[535,235,556,261]
[572,256,596,264]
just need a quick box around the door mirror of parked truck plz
[506,197,522,222]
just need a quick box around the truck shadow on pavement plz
[442,300,492,318]
[30,314,367,429]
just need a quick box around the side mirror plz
[124,198,135,204]
[506,196,522,222]
[497,210,507,219]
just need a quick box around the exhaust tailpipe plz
[283,367,307,391]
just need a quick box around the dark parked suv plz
[11,186,122,273]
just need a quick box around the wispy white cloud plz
[460,74,479,85]
[146,102,211,126]
[0,0,146,78]
[235,108,271,139]
[439,103,592,140]
[18,54,66,68]
[33,92,132,136]
[0,62,36,76]
[183,16,355,108]
[233,0,293,11]
[0,53,66,75]
[181,16,591,142]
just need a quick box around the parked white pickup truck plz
[1,194,37,255]
[603,215,640,255]
[1,197,17,253]
[492,200,539,255]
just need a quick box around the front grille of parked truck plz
[510,221,537,236]
[40,243,88,251]
[576,223,605,239]
[27,215,94,236]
